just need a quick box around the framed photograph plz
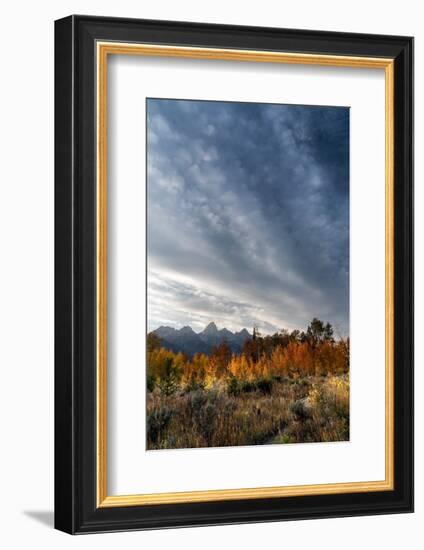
[54,15,413,534]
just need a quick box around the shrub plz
[256,377,273,395]
[147,373,156,392]
[184,378,206,393]
[196,402,218,445]
[147,373,350,449]
[147,405,173,445]
[240,380,256,393]
[290,398,312,420]
[186,389,223,446]
[226,376,240,396]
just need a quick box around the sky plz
[146,98,349,336]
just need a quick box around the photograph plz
[52,12,413,535]
[146,98,350,450]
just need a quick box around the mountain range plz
[151,322,252,356]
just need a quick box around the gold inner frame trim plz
[96,41,395,508]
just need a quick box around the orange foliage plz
[147,337,349,389]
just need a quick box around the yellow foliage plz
[147,338,349,389]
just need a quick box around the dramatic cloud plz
[147,98,349,336]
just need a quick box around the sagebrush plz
[147,319,349,449]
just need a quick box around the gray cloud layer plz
[147,99,349,335]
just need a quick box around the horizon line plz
[148,319,346,338]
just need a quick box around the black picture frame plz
[55,14,413,534]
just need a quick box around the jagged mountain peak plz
[151,322,252,357]
[202,321,218,334]
[179,325,195,334]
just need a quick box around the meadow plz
[146,319,349,450]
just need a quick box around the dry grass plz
[147,374,349,450]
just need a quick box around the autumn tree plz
[306,318,334,345]
[147,347,184,394]
[305,318,335,374]
[146,319,349,392]
[147,332,162,352]
[242,337,260,363]
[157,356,181,396]
[210,341,232,377]
[182,352,209,389]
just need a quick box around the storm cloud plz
[147,98,349,336]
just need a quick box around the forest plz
[147,318,350,450]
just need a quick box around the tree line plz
[147,318,349,395]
